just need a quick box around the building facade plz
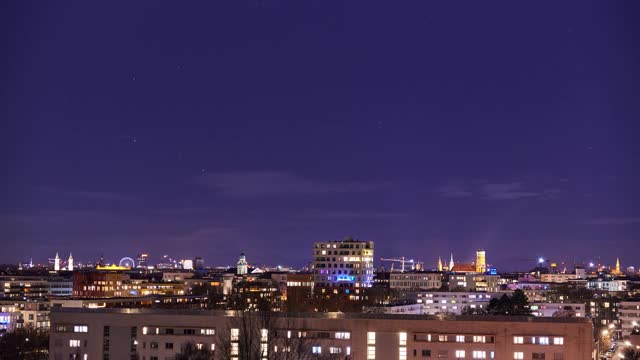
[417,292,501,315]
[619,300,640,337]
[49,308,594,360]
[313,238,374,288]
[389,271,443,291]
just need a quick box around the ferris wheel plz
[119,257,136,268]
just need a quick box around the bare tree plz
[215,312,349,360]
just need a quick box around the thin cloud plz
[585,217,640,225]
[36,186,133,201]
[482,182,541,200]
[195,171,384,197]
[437,184,472,198]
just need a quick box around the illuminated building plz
[475,250,486,273]
[68,253,74,271]
[619,299,640,337]
[72,272,130,298]
[49,308,594,360]
[613,257,622,275]
[449,253,455,271]
[437,256,443,272]
[236,252,248,275]
[136,253,149,268]
[54,252,61,271]
[312,238,374,288]
[182,259,193,270]
[389,271,443,291]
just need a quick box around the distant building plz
[0,276,71,300]
[448,274,500,292]
[312,238,374,288]
[236,252,248,275]
[530,303,585,317]
[136,253,149,268]
[476,249,486,273]
[587,279,628,292]
[417,291,499,315]
[182,259,193,270]
[67,254,74,271]
[389,271,442,291]
[54,252,61,271]
[72,272,130,298]
[540,270,585,283]
[194,256,205,270]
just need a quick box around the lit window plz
[455,350,466,358]
[513,336,524,344]
[231,343,239,356]
[553,337,564,345]
[201,328,215,335]
[261,329,268,342]
[367,346,376,360]
[539,337,549,345]
[330,347,342,354]
[312,346,322,354]
[230,328,239,341]
[367,332,376,345]
[456,335,465,342]
[514,352,524,359]
[399,332,407,346]
[473,335,485,343]
[473,350,487,359]
[73,325,88,333]
[69,340,81,348]
[335,332,350,339]
[399,346,407,360]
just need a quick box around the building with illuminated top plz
[313,238,374,288]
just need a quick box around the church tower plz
[437,256,443,272]
[449,253,455,271]
[237,252,248,275]
[54,252,60,271]
[68,253,74,271]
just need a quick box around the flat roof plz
[51,307,591,324]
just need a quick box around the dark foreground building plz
[50,308,594,360]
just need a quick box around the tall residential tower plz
[313,238,374,288]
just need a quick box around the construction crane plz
[380,257,416,273]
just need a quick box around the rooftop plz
[51,307,591,324]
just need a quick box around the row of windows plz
[513,336,564,345]
[141,327,215,336]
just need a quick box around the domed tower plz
[237,252,248,275]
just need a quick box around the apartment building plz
[389,271,443,291]
[619,299,640,337]
[313,238,374,288]
[417,292,500,315]
[49,308,595,360]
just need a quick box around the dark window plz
[165,342,174,349]
[533,353,546,360]
[422,349,432,357]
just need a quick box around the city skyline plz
[2,2,639,268]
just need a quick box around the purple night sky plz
[1,1,638,270]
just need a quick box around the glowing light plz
[538,257,545,264]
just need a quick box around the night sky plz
[2,1,639,270]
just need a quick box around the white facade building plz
[417,292,500,315]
